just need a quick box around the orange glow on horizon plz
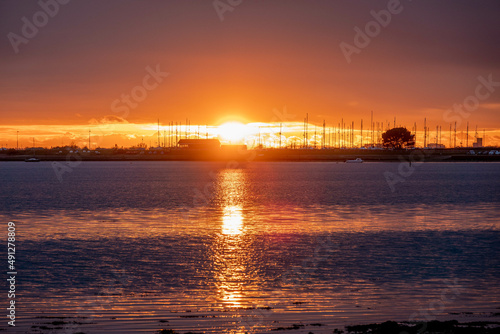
[216,122,250,144]
[1,121,499,149]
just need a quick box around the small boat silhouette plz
[25,137,40,162]
[345,158,363,163]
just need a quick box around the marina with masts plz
[2,113,499,162]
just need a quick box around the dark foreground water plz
[0,161,499,333]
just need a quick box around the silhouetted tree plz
[382,127,415,149]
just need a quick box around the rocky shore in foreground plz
[156,320,500,334]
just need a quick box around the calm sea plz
[0,161,499,333]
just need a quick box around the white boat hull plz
[345,158,363,163]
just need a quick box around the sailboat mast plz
[466,122,469,147]
[322,120,325,149]
[371,110,374,146]
[360,119,363,147]
[424,118,427,148]
[279,122,282,148]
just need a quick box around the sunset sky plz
[1,0,499,147]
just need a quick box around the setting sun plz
[217,122,249,143]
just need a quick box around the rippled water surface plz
[0,161,499,333]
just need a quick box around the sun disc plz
[217,122,248,142]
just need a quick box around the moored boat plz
[25,138,40,162]
[345,158,363,163]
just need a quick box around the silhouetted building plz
[178,139,221,150]
[427,143,445,149]
[221,144,247,152]
[473,138,483,148]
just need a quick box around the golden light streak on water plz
[222,206,243,235]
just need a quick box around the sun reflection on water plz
[222,205,243,235]
[210,168,253,308]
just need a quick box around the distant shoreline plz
[2,148,500,162]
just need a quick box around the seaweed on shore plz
[157,330,178,334]
[345,320,500,334]
[157,330,204,334]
